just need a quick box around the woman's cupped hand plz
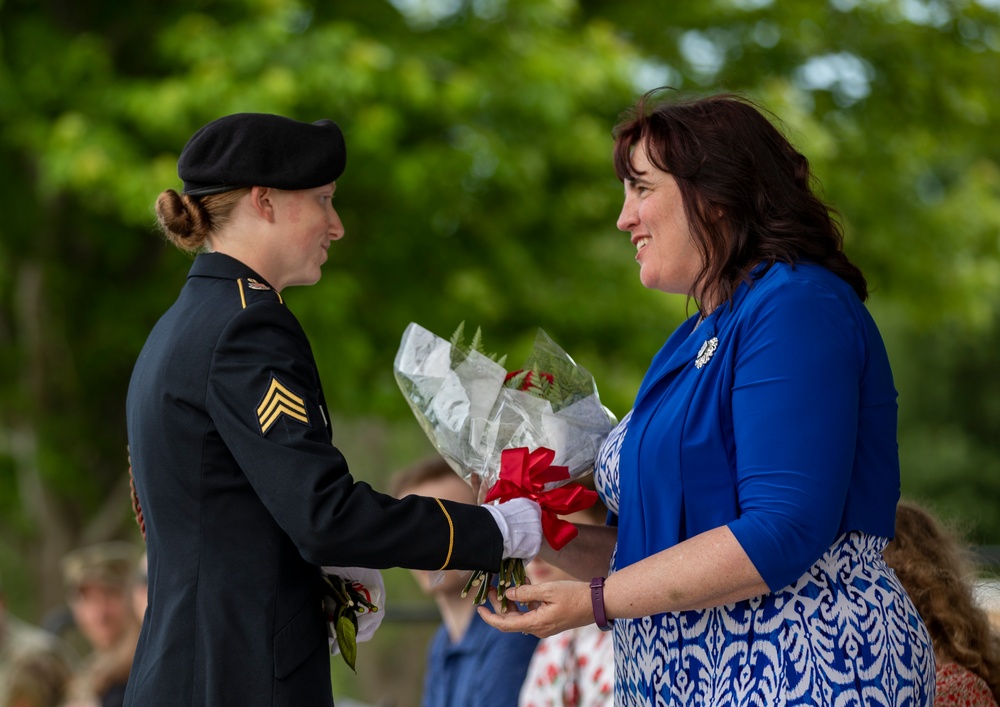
[477,580,596,638]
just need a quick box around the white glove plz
[483,498,542,560]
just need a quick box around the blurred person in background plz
[519,481,613,707]
[129,556,145,628]
[0,570,74,707]
[59,542,140,707]
[883,500,1000,706]
[391,457,539,707]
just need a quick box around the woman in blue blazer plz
[124,113,541,706]
[482,92,935,704]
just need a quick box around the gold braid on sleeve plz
[433,498,455,571]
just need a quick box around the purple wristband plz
[590,576,613,631]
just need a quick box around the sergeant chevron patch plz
[256,375,310,435]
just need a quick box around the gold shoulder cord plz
[236,279,247,309]
[433,498,455,571]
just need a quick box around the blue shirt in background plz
[421,610,539,707]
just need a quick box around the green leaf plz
[335,610,358,674]
[449,321,467,349]
[449,321,506,364]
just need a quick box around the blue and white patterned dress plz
[594,411,935,706]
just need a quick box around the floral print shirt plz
[936,662,998,707]
[519,624,614,707]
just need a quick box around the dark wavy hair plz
[612,90,867,313]
[883,500,1000,701]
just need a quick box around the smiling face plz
[616,141,704,298]
[266,182,344,290]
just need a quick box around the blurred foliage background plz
[1,0,999,703]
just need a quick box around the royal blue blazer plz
[616,262,899,591]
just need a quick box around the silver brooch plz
[695,337,719,369]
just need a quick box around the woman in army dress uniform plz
[123,114,541,707]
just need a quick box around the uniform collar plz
[188,252,274,289]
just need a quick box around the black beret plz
[178,113,347,196]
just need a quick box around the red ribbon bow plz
[483,447,599,551]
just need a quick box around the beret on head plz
[178,113,347,196]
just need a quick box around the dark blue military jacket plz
[124,253,502,706]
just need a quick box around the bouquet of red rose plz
[394,322,616,606]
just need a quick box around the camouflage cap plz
[61,541,137,591]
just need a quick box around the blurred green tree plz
[1,4,998,695]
